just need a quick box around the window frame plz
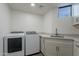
[58,5,72,17]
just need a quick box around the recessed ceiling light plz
[31,3,35,7]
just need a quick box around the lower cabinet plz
[45,45,57,56]
[74,41,79,56]
[59,46,73,56]
[41,37,74,56]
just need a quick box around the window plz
[58,5,72,17]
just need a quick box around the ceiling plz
[8,3,70,15]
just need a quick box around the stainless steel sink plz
[50,35,64,38]
[51,28,64,38]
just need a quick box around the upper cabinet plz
[72,4,79,26]
[72,4,79,17]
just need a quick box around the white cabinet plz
[72,17,79,26]
[41,37,74,56]
[41,38,45,55]
[59,45,73,56]
[74,41,79,56]
[44,39,58,56]
[72,4,79,17]
[72,4,79,26]
[45,45,57,56]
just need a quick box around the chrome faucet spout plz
[55,28,58,35]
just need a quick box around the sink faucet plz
[55,28,58,35]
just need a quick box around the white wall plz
[0,3,79,56]
[11,8,79,34]
[10,10,43,33]
[0,4,11,55]
[43,8,79,34]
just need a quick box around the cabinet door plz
[44,39,57,56]
[74,41,79,56]
[74,44,79,56]
[72,4,79,17]
[59,45,73,56]
[45,45,57,56]
[41,38,45,55]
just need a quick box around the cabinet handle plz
[58,47,60,56]
[56,46,59,56]
[56,46,58,56]
[58,47,59,51]
[56,46,60,56]
[56,46,58,51]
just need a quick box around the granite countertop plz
[39,34,79,41]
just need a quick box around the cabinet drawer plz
[45,39,73,46]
